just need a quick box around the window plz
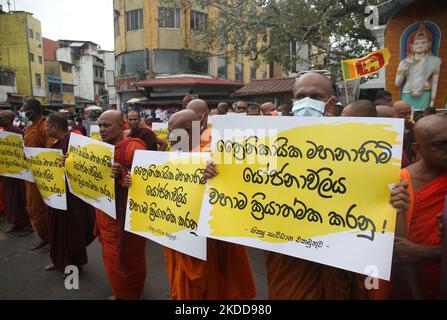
[126,9,143,31]
[100,69,103,78]
[35,73,41,87]
[235,62,243,82]
[261,71,267,79]
[0,70,15,86]
[28,28,33,38]
[36,32,41,41]
[29,53,34,62]
[48,82,60,93]
[61,63,72,73]
[250,67,257,80]
[158,7,181,28]
[190,11,207,31]
[153,49,209,75]
[95,68,99,77]
[38,56,42,64]
[116,50,148,77]
[217,57,227,79]
[63,84,74,93]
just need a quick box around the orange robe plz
[163,135,256,300]
[95,137,147,300]
[164,240,256,300]
[266,253,369,300]
[398,169,445,299]
[372,169,447,299]
[200,127,211,152]
[23,118,55,242]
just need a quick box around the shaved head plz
[376,105,398,118]
[414,114,447,143]
[168,110,200,152]
[393,100,412,121]
[98,110,123,144]
[187,99,208,118]
[168,110,199,131]
[187,99,209,132]
[260,102,276,116]
[412,114,447,169]
[0,110,16,127]
[100,110,123,124]
[293,72,335,116]
[294,72,333,98]
[342,100,377,117]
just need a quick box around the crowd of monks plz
[0,72,445,300]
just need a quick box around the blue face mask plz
[292,97,328,117]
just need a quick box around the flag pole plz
[344,81,349,105]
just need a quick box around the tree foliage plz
[163,0,384,80]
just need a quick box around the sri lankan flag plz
[341,48,390,81]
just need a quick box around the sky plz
[2,0,115,50]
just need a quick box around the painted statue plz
[395,22,441,109]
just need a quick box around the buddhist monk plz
[391,114,447,299]
[217,102,229,115]
[162,110,256,300]
[247,104,261,116]
[394,101,415,163]
[186,99,211,152]
[96,110,147,300]
[277,104,292,116]
[260,102,277,116]
[209,108,219,116]
[376,105,398,118]
[341,100,378,117]
[235,73,408,299]
[44,113,96,275]
[22,99,55,251]
[0,110,33,236]
[126,110,167,151]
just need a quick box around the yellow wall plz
[0,12,31,96]
[61,64,75,106]
[27,14,45,99]
[113,0,271,84]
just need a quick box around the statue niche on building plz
[394,22,442,110]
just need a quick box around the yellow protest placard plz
[125,150,209,260]
[198,116,404,280]
[89,125,102,141]
[25,147,67,210]
[65,133,116,218]
[0,131,34,182]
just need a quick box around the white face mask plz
[277,111,283,116]
[68,126,73,131]
[292,97,328,117]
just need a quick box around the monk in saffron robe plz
[44,113,96,273]
[126,110,167,151]
[0,111,33,235]
[22,99,55,250]
[388,114,447,299]
[163,110,256,299]
[186,99,211,152]
[95,110,147,300]
[261,74,410,299]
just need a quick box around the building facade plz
[57,40,106,109]
[113,0,271,109]
[0,10,46,103]
[382,0,447,109]
[98,50,117,109]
